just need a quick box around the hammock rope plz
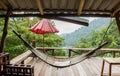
[13,30,108,68]
[99,18,112,45]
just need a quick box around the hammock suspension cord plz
[13,30,108,68]
[99,18,112,45]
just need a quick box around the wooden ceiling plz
[0,0,120,17]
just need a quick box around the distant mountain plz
[61,18,111,47]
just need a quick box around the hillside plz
[61,18,111,46]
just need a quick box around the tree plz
[1,17,64,59]
[75,19,120,48]
[74,19,120,57]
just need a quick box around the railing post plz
[1,53,10,75]
[21,61,24,64]
[32,40,36,48]
[69,49,71,57]
[52,49,54,56]
[112,51,115,58]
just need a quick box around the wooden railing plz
[3,51,35,76]
[0,53,9,75]
[11,47,120,62]
[2,47,119,76]
[36,47,120,58]
[10,50,32,64]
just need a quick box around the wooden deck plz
[22,57,120,76]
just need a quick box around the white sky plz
[52,17,95,35]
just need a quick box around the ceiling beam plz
[0,13,111,18]
[112,4,120,16]
[77,0,85,15]
[115,12,120,35]
[112,7,120,16]
[8,9,111,13]
[0,1,7,10]
[84,0,94,9]
[35,0,44,15]
[55,17,88,26]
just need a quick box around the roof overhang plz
[0,0,120,26]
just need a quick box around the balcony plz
[2,47,120,76]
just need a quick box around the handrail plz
[10,48,120,64]
[10,50,32,64]
[37,47,120,57]
[37,47,120,52]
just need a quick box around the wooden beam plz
[0,1,7,10]
[8,0,18,8]
[0,13,112,18]
[8,9,111,13]
[113,9,120,16]
[115,12,120,35]
[0,9,11,53]
[35,0,44,15]
[77,0,85,15]
[54,17,88,26]
[84,0,94,9]
[112,4,120,16]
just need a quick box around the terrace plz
[0,0,120,76]
[8,48,120,76]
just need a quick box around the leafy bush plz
[2,18,64,59]
[47,50,66,56]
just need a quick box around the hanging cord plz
[99,18,113,45]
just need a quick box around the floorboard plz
[27,57,120,76]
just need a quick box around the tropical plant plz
[0,17,64,59]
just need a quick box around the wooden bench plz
[5,64,34,76]
[100,58,120,76]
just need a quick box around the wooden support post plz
[21,60,24,64]
[77,0,85,15]
[32,33,36,48]
[0,1,8,10]
[0,53,9,75]
[69,49,71,57]
[0,56,2,75]
[32,40,36,48]
[52,49,54,56]
[100,59,105,76]
[115,12,120,35]
[35,0,44,15]
[0,9,11,53]
[108,64,112,76]
[112,51,115,58]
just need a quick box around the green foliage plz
[61,18,111,46]
[74,19,120,57]
[0,17,63,59]
[53,50,66,56]
[75,19,119,48]
[47,50,66,56]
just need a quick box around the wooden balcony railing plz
[36,47,120,58]
[10,50,32,64]
[1,47,118,76]
[1,51,35,76]
[10,47,120,64]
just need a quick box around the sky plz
[52,17,96,35]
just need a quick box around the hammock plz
[13,30,108,68]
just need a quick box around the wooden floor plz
[25,57,120,76]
